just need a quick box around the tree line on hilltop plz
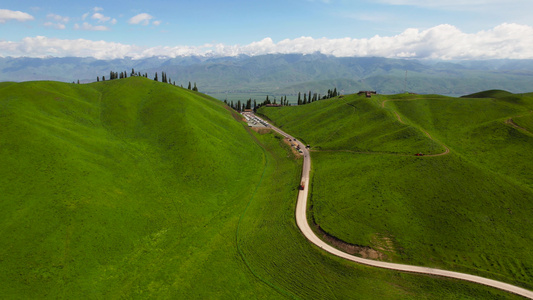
[76,69,200,92]
[225,87,340,112]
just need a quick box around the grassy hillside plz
[236,131,520,299]
[513,115,533,133]
[259,94,444,154]
[259,91,533,291]
[462,89,515,99]
[0,77,271,298]
[0,79,525,299]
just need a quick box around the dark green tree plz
[154,72,158,81]
[192,82,198,92]
[188,82,192,90]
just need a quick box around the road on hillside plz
[249,113,533,299]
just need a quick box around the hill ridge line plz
[381,98,450,156]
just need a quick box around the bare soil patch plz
[506,118,533,135]
[250,127,271,134]
[312,221,391,261]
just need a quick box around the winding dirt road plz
[251,113,533,299]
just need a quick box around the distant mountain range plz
[2,54,533,100]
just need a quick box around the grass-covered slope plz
[0,77,269,298]
[513,115,533,134]
[236,131,520,299]
[260,94,444,154]
[462,89,515,99]
[0,79,525,299]
[259,92,533,291]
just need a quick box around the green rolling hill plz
[0,77,271,298]
[0,78,525,298]
[259,91,533,292]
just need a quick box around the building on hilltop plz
[358,91,377,98]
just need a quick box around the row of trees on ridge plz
[93,69,199,92]
[226,87,341,112]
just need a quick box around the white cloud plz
[153,20,161,26]
[129,13,153,25]
[44,13,68,29]
[47,13,69,23]
[0,36,140,59]
[92,12,111,23]
[44,22,66,30]
[74,22,109,31]
[211,23,533,60]
[1,23,533,60]
[81,8,116,26]
[0,9,34,23]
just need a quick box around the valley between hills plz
[1,77,532,299]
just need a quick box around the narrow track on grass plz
[228,107,297,299]
[310,99,450,157]
[250,112,533,299]
[380,97,444,108]
[505,113,533,136]
[381,98,450,157]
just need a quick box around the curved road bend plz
[250,113,533,299]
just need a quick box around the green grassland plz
[259,95,444,154]
[237,130,522,299]
[259,91,533,291]
[0,77,271,298]
[1,78,523,299]
[512,114,533,135]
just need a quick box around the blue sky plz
[1,0,533,59]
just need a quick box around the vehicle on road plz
[299,182,305,190]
